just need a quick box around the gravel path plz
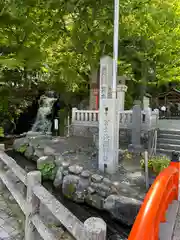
[0,190,24,240]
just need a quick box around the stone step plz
[159,129,180,136]
[158,143,180,151]
[158,138,180,145]
[159,200,179,240]
[157,148,174,155]
[159,133,180,140]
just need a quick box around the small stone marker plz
[84,217,107,240]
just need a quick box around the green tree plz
[1,0,180,116]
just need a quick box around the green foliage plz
[38,162,57,181]
[18,144,28,153]
[1,0,180,114]
[0,127,4,137]
[123,150,133,161]
[140,155,170,175]
[65,183,76,199]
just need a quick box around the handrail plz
[0,149,108,240]
[71,108,159,130]
[128,166,179,240]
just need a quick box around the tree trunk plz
[140,62,148,108]
[89,69,98,110]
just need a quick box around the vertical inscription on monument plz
[102,118,110,163]
[101,66,107,85]
[100,66,107,99]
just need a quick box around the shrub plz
[38,162,57,180]
[140,155,170,175]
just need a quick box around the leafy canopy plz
[0,0,180,114]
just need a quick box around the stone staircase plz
[159,200,180,240]
[157,129,180,155]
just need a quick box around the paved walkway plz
[0,192,24,240]
[173,203,180,240]
[158,119,180,130]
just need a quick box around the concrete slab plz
[158,120,180,130]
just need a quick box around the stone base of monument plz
[12,135,147,226]
[128,144,144,153]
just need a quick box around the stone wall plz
[71,125,150,150]
[13,136,143,226]
[70,125,131,146]
[70,125,98,139]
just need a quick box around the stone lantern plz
[117,76,128,110]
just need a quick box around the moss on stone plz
[64,183,76,199]
[17,144,28,154]
[38,162,57,180]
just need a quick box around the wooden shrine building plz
[155,88,180,118]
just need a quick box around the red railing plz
[128,165,179,240]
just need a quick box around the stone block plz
[53,167,63,188]
[102,178,112,186]
[44,146,56,156]
[85,193,104,210]
[68,165,83,175]
[24,146,34,159]
[104,195,142,226]
[61,161,70,169]
[87,186,95,194]
[33,147,44,158]
[54,155,65,167]
[37,156,57,180]
[91,174,103,183]
[63,170,69,176]
[62,175,80,200]
[13,137,29,153]
[37,156,54,168]
[81,170,91,178]
[95,183,111,197]
[62,174,90,203]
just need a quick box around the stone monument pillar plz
[98,56,120,174]
[99,56,113,103]
[128,101,143,153]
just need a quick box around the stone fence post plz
[0,145,5,191]
[25,171,41,240]
[144,107,152,130]
[154,108,159,126]
[72,108,77,123]
[128,103,143,152]
[84,217,106,240]
[0,144,5,151]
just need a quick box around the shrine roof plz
[158,88,180,97]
